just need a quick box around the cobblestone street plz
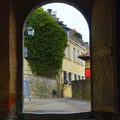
[24,98,91,114]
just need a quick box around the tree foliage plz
[24,8,67,77]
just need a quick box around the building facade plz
[61,29,89,97]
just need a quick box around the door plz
[91,0,117,112]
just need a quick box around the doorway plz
[23,2,91,114]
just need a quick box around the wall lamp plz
[26,26,35,36]
[24,26,34,58]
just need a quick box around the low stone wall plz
[72,79,91,100]
[24,74,57,98]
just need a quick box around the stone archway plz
[19,0,117,117]
[0,0,118,119]
[15,1,93,119]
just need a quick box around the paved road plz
[24,98,91,114]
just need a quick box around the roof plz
[78,52,90,60]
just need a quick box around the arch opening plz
[23,2,91,114]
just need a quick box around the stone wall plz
[72,79,91,100]
[24,74,57,98]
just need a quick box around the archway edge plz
[13,0,93,117]
[13,0,93,26]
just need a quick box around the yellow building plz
[45,9,89,97]
[61,29,89,98]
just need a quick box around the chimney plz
[47,9,52,14]
[55,18,59,22]
[52,11,57,19]
[53,11,57,16]
[59,21,63,25]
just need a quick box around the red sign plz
[85,68,91,78]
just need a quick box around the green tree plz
[24,8,67,97]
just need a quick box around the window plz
[67,45,71,59]
[77,49,80,63]
[68,72,72,85]
[64,48,67,57]
[82,76,84,79]
[67,31,70,37]
[74,74,77,80]
[78,75,81,80]
[73,48,76,62]
[63,71,67,84]
[68,72,71,81]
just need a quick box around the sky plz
[42,3,89,42]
